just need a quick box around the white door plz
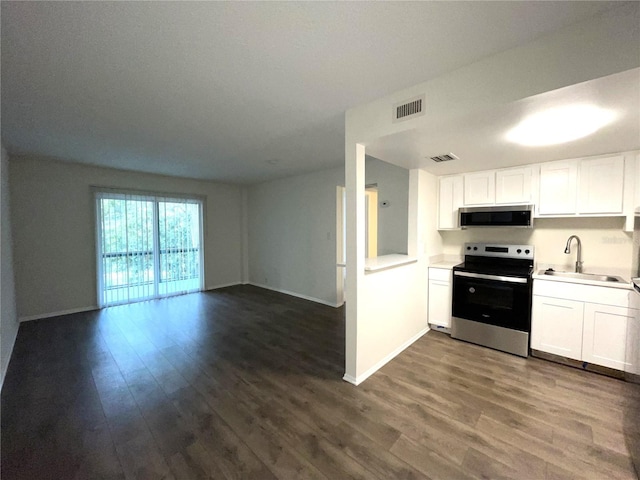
[531,295,584,360]
[437,176,463,229]
[578,155,624,214]
[495,167,532,204]
[464,171,495,206]
[582,303,638,371]
[538,160,578,215]
[428,279,452,327]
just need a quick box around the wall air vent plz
[393,95,425,122]
[429,153,459,163]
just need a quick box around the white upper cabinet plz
[538,160,578,215]
[578,155,624,214]
[495,166,533,204]
[436,151,634,227]
[538,155,626,216]
[463,171,495,206]
[438,175,463,230]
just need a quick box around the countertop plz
[428,254,462,270]
[428,259,461,270]
[337,254,420,272]
[364,254,417,272]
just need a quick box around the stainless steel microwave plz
[459,205,534,228]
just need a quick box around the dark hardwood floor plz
[2,285,639,479]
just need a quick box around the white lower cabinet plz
[428,268,452,328]
[531,280,639,373]
[583,303,638,373]
[531,296,583,360]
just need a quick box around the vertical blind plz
[95,190,204,307]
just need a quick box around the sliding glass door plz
[157,200,202,296]
[95,190,203,307]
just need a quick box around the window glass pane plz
[158,201,201,295]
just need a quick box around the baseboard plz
[343,326,430,386]
[19,305,99,323]
[248,282,341,308]
[18,283,324,321]
[205,282,243,291]
[429,324,451,335]
[531,349,628,380]
[342,374,358,385]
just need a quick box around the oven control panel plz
[464,243,534,260]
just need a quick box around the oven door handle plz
[453,271,528,284]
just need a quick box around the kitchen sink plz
[541,270,625,283]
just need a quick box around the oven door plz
[452,271,531,331]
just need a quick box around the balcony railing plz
[102,247,200,289]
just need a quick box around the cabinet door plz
[531,295,584,360]
[625,307,640,375]
[538,160,578,215]
[495,167,532,204]
[438,176,463,229]
[578,155,624,214]
[583,303,638,372]
[428,279,452,327]
[464,171,495,206]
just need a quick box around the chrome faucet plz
[564,235,583,273]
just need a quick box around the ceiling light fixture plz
[505,104,616,147]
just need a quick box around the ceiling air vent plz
[429,153,459,163]
[393,95,425,122]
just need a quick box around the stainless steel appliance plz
[459,204,534,228]
[451,243,534,357]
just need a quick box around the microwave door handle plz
[453,271,528,284]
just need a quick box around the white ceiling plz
[0,1,631,184]
[366,68,640,174]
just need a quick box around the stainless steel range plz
[451,243,534,357]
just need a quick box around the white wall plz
[366,157,409,255]
[441,217,633,278]
[351,169,440,383]
[357,262,427,377]
[247,166,344,307]
[1,146,19,388]
[9,156,244,320]
[345,168,437,384]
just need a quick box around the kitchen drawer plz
[429,267,452,282]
